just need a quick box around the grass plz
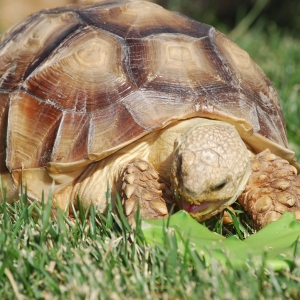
[1,191,300,299]
[1,10,300,300]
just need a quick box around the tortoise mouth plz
[181,200,224,214]
[174,188,231,217]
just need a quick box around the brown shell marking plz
[0,93,9,173]
[88,103,145,160]
[51,112,90,162]
[129,34,221,91]
[78,1,211,39]
[0,12,81,90]
[24,26,137,111]
[7,91,63,169]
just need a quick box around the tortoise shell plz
[0,0,298,180]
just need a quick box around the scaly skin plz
[170,122,250,221]
[238,149,300,229]
[121,159,170,225]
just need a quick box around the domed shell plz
[0,0,298,180]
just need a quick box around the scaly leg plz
[238,149,300,229]
[121,159,171,224]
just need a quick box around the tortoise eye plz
[212,179,228,191]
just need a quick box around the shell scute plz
[7,91,63,169]
[51,111,90,163]
[78,1,211,39]
[88,102,146,160]
[0,12,80,90]
[24,26,137,112]
[129,34,223,92]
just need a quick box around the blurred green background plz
[157,0,300,34]
[0,0,299,157]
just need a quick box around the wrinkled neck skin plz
[55,118,250,222]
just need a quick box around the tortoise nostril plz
[211,179,228,191]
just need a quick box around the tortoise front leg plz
[121,159,170,224]
[238,149,300,229]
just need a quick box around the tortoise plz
[0,0,299,229]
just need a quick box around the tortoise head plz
[170,119,251,221]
